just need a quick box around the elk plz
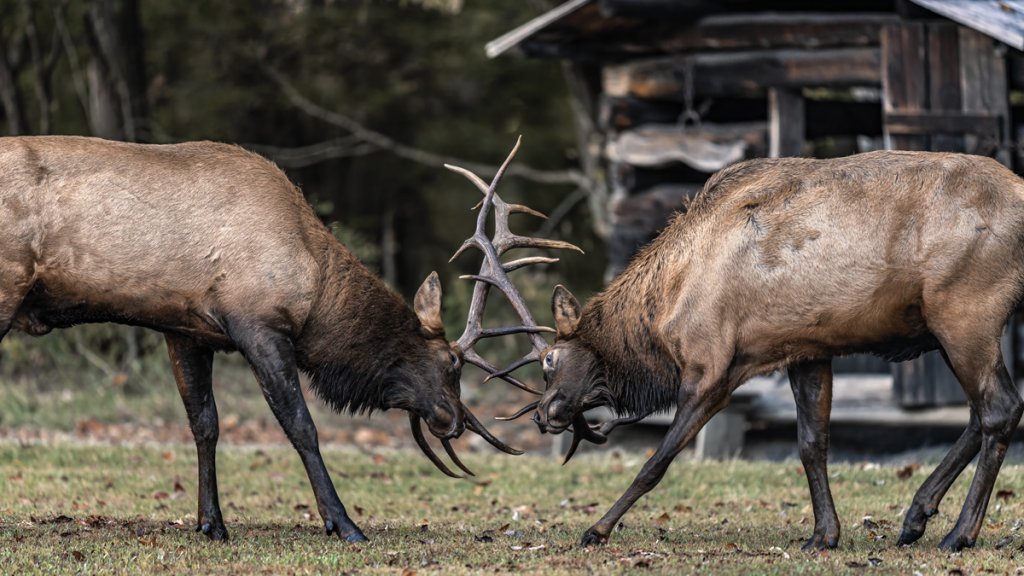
[0,135,535,543]
[492,148,1024,552]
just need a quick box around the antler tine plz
[503,256,560,273]
[463,349,543,395]
[444,164,490,197]
[507,203,548,219]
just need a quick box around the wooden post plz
[881,23,928,150]
[768,87,804,157]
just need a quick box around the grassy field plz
[4,441,1024,574]
[2,341,1024,574]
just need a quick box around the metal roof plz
[486,0,1024,58]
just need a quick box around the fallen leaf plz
[71,551,85,561]
[897,464,921,479]
[997,489,1016,501]
[654,513,671,525]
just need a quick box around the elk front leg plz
[581,377,729,546]
[228,320,367,542]
[788,359,839,551]
[165,333,226,540]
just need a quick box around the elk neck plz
[577,220,691,416]
[293,234,423,415]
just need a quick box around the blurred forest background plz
[0,0,604,431]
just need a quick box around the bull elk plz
[0,135,534,543]
[483,145,1024,552]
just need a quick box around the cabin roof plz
[486,0,1024,58]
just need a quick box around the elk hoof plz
[325,519,368,543]
[198,522,229,541]
[800,532,838,551]
[938,532,975,552]
[580,527,608,547]
[897,526,924,547]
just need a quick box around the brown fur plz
[538,150,1024,551]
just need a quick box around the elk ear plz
[551,285,581,339]
[414,271,445,338]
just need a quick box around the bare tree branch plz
[246,136,379,168]
[263,65,586,186]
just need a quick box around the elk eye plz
[449,351,460,369]
[544,352,554,369]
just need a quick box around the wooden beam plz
[769,88,805,157]
[927,23,964,152]
[603,48,882,99]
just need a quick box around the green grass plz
[4,443,1024,574]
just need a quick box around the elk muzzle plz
[425,401,464,439]
[535,390,573,434]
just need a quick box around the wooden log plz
[602,95,883,138]
[603,48,882,99]
[884,111,1000,136]
[605,122,765,171]
[657,13,893,53]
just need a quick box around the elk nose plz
[532,412,548,434]
[427,403,456,437]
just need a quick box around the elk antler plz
[447,136,583,397]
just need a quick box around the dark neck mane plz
[578,223,689,416]
[294,243,421,415]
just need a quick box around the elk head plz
[402,268,523,479]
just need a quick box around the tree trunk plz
[84,0,148,141]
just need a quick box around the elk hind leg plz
[788,359,840,550]
[166,333,226,540]
[934,333,1022,551]
[897,349,982,546]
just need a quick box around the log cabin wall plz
[489,0,1024,407]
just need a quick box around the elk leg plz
[788,359,839,551]
[228,320,367,542]
[898,348,982,546]
[934,341,1021,551]
[165,333,226,540]
[580,377,729,546]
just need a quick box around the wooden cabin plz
[489,0,1024,456]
